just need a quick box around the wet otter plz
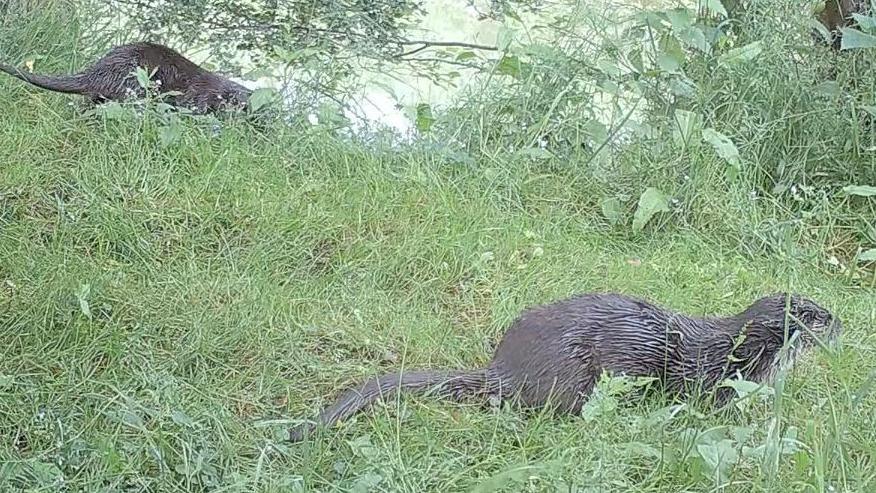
[289,292,840,442]
[815,0,870,50]
[0,42,252,113]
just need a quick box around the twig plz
[399,40,498,51]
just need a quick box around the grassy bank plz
[2,1,876,491]
[1,91,874,491]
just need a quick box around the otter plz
[289,292,840,442]
[0,42,252,113]
[815,0,870,50]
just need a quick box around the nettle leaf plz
[135,67,151,89]
[843,185,876,196]
[666,8,693,30]
[415,103,434,133]
[248,88,278,113]
[718,41,763,66]
[657,52,682,73]
[702,128,741,178]
[632,187,670,232]
[678,26,709,53]
[495,55,529,79]
[840,27,876,49]
[697,439,738,477]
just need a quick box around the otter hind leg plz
[507,339,601,415]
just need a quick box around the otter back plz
[0,42,252,113]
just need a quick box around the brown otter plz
[0,42,252,113]
[816,0,870,50]
[289,292,840,442]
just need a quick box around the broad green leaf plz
[351,472,383,493]
[495,55,528,78]
[840,27,876,49]
[666,8,693,30]
[601,197,623,225]
[859,248,876,262]
[632,187,670,232]
[669,76,697,99]
[347,435,378,458]
[702,0,727,17]
[415,103,434,133]
[852,13,876,33]
[76,283,91,319]
[159,119,182,146]
[696,439,738,482]
[718,41,763,66]
[678,26,709,53]
[456,50,476,61]
[657,52,682,73]
[702,128,741,178]
[134,67,151,89]
[843,185,876,196]
[248,88,277,113]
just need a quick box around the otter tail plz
[289,369,491,442]
[0,62,85,94]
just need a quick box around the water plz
[226,0,504,139]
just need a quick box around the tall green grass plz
[1,1,875,491]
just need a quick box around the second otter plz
[0,42,252,114]
[289,292,840,442]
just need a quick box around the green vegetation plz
[1,0,875,491]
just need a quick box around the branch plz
[400,57,485,70]
[398,40,498,51]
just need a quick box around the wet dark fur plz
[0,42,252,113]
[289,292,840,442]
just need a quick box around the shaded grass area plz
[1,94,875,492]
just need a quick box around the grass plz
[1,92,874,492]
[2,1,876,491]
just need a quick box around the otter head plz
[222,84,252,111]
[749,293,841,351]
